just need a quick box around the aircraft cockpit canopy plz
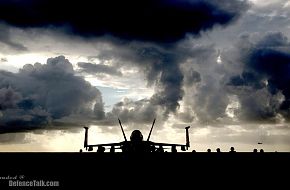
[130,130,143,142]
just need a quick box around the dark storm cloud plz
[0,87,22,109]
[0,0,250,123]
[0,0,251,126]
[77,62,122,76]
[88,43,189,124]
[0,23,27,51]
[85,43,186,117]
[227,32,290,122]
[135,46,185,116]
[93,40,223,121]
[0,0,249,43]
[0,56,105,133]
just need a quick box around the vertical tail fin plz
[84,126,89,150]
[185,126,190,149]
[118,118,127,141]
[147,118,156,141]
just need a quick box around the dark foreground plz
[0,152,289,188]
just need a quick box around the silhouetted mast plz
[185,126,190,149]
[118,118,127,141]
[84,126,89,150]
[147,118,156,141]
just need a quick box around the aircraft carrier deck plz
[0,152,289,188]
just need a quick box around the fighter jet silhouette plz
[82,118,190,153]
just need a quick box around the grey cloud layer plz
[0,0,251,128]
[89,42,197,119]
[106,98,160,124]
[91,40,225,124]
[77,62,122,76]
[2,0,290,134]
[2,32,289,132]
[0,56,105,133]
[0,23,27,51]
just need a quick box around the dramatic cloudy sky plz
[1,0,290,152]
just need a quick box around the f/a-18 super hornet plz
[82,118,190,153]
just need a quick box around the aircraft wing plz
[150,142,186,147]
[149,142,189,151]
[86,142,124,148]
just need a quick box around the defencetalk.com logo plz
[1,175,59,187]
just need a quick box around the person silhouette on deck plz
[229,147,236,153]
